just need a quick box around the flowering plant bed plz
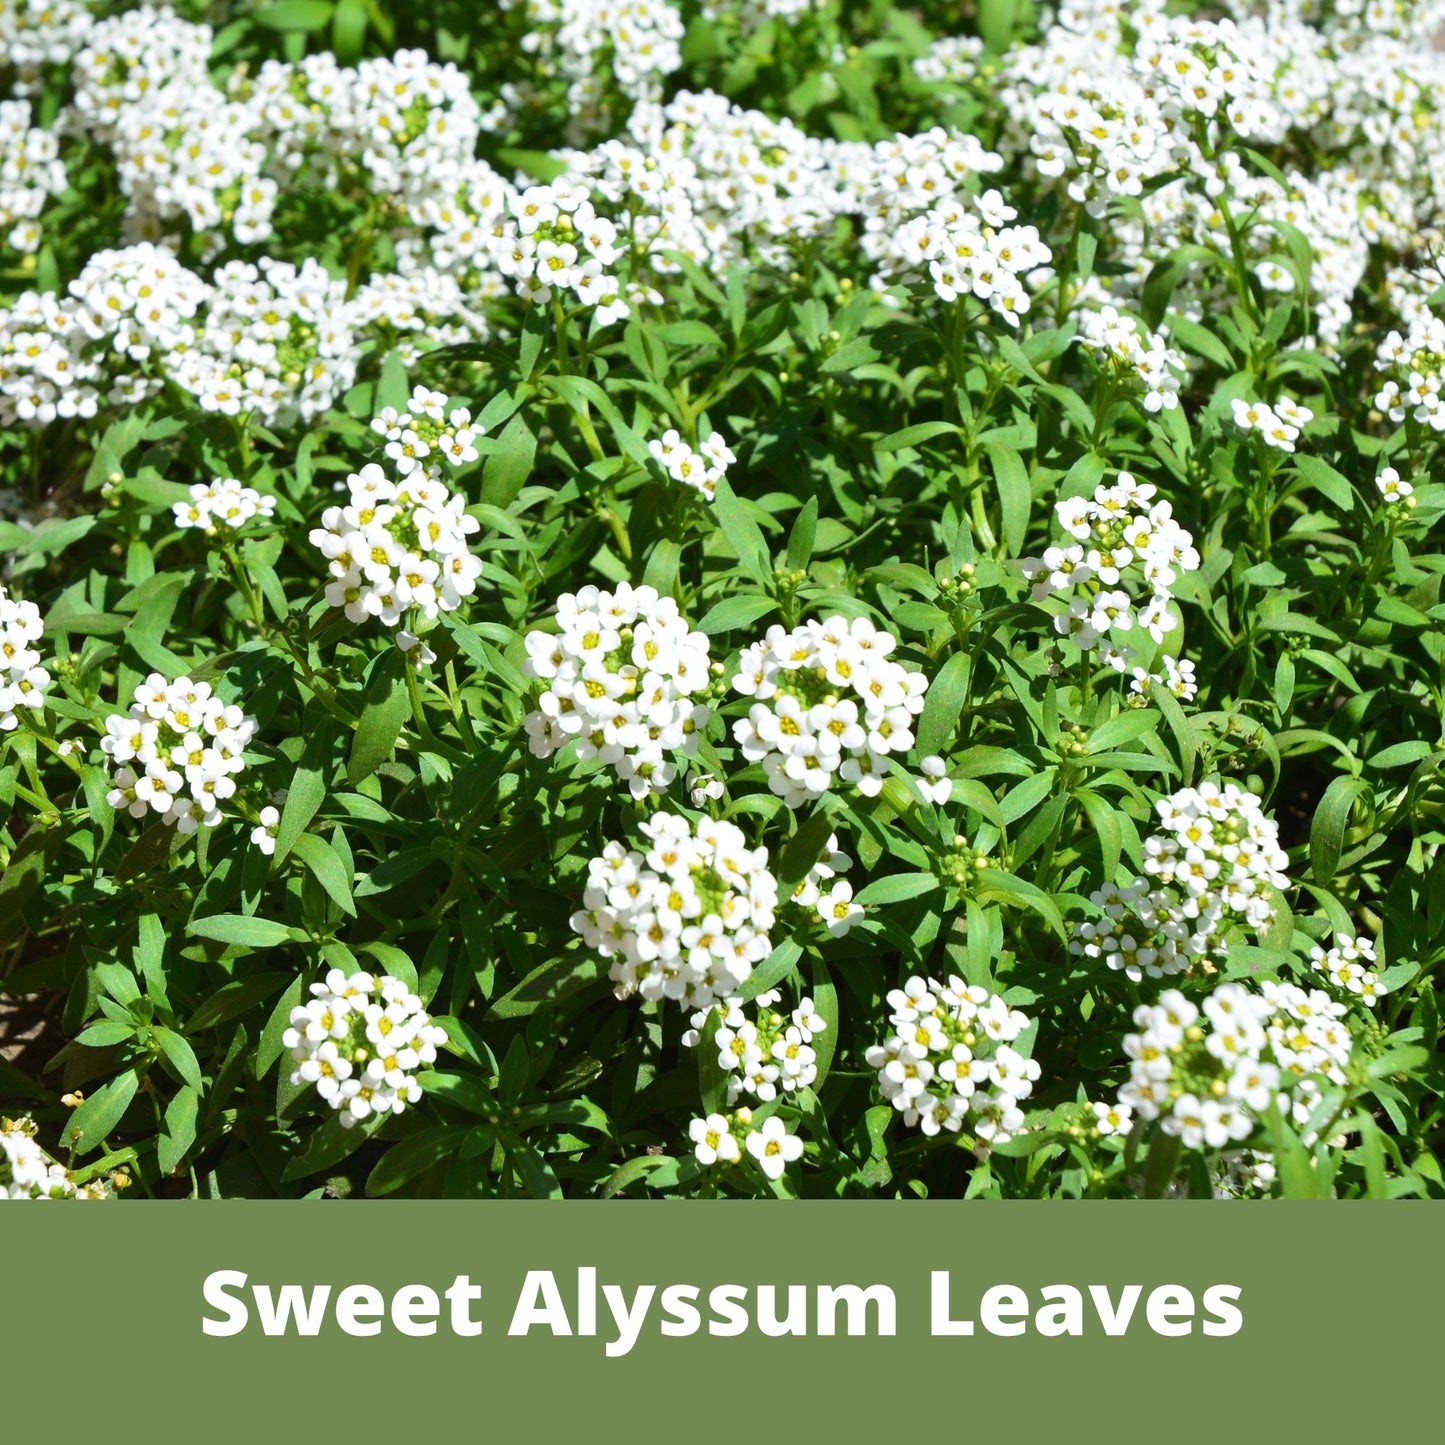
[2,0,1443,1201]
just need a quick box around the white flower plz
[730,615,938,808]
[1092,1100,1133,1136]
[172,477,276,536]
[0,584,50,733]
[689,1112,741,1166]
[1,1119,79,1200]
[99,673,256,833]
[524,582,712,800]
[868,974,1035,1155]
[571,813,779,1010]
[817,879,863,938]
[309,456,481,632]
[284,968,447,1128]
[744,1116,803,1180]
[251,805,280,856]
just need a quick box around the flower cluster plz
[1,1118,76,1200]
[1070,782,1290,982]
[1076,306,1183,414]
[1143,782,1290,932]
[1374,315,1445,433]
[688,1108,804,1180]
[0,584,49,733]
[731,615,947,807]
[1128,655,1198,706]
[1232,397,1314,454]
[788,832,864,937]
[647,429,735,502]
[0,100,65,257]
[1069,877,1215,984]
[1310,933,1384,1006]
[491,180,628,322]
[371,386,483,480]
[523,582,712,799]
[701,990,828,1104]
[1021,473,1199,653]
[172,478,277,537]
[309,462,482,630]
[100,673,257,834]
[284,969,448,1128]
[570,812,779,1010]
[498,0,685,140]
[1118,982,1355,1147]
[867,974,1037,1154]
[882,187,1050,323]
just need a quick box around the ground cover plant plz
[3,0,1445,1202]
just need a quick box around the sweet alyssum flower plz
[308,461,482,630]
[523,582,712,799]
[284,969,448,1128]
[731,614,949,807]
[100,672,257,834]
[570,812,779,1010]
[1232,396,1313,453]
[1143,781,1290,932]
[1070,781,1290,982]
[867,973,1037,1155]
[0,584,49,733]
[1117,981,1355,1147]
[689,1111,741,1166]
[1,1118,78,1200]
[1309,933,1384,1006]
[251,805,280,856]
[371,385,484,480]
[1076,304,1183,413]
[1020,473,1199,652]
[172,477,277,536]
[745,1115,804,1181]
[647,428,735,502]
[695,990,828,1105]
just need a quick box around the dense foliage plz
[3,0,1444,1201]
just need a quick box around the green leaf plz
[62,1070,138,1153]
[985,443,1031,556]
[366,1127,457,1197]
[275,725,334,864]
[697,1007,730,1116]
[281,1111,386,1183]
[916,651,970,757]
[252,0,334,29]
[1140,1125,1181,1199]
[256,975,305,1080]
[738,937,804,1000]
[1310,775,1369,884]
[481,412,536,509]
[875,421,962,453]
[347,649,410,786]
[76,1021,136,1048]
[290,833,356,916]
[504,1133,563,1199]
[188,914,296,949]
[711,475,773,587]
[786,495,818,571]
[186,973,291,1033]
[154,1028,204,1091]
[697,594,777,635]
[1292,455,1354,512]
[1166,316,1234,370]
[158,1086,199,1177]
[853,872,941,906]
[778,807,839,888]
